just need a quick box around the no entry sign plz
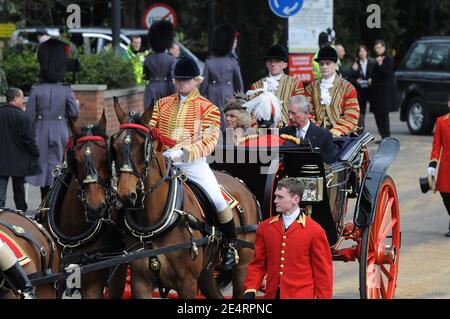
[142,3,177,29]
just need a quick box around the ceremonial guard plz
[143,20,177,110]
[0,239,35,298]
[149,57,239,270]
[243,178,333,299]
[427,94,450,237]
[200,24,244,130]
[26,38,80,200]
[250,44,304,125]
[305,46,360,137]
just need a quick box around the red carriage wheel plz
[359,176,400,299]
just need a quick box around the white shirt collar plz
[321,72,336,85]
[282,207,301,229]
[269,73,283,82]
[296,120,310,139]
[179,95,187,103]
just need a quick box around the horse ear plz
[97,109,107,131]
[141,100,155,125]
[113,96,127,124]
[69,117,81,137]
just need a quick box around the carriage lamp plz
[298,177,324,202]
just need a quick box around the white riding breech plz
[0,240,17,270]
[173,158,228,212]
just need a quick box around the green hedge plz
[1,48,136,94]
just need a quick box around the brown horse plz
[36,112,126,299]
[0,208,59,299]
[110,99,258,299]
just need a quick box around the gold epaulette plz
[280,134,300,145]
[238,134,259,144]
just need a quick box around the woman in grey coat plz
[200,25,244,130]
[25,38,79,200]
[143,20,176,110]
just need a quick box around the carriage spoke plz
[380,264,393,281]
[380,218,397,242]
[380,278,387,299]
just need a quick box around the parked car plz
[394,37,450,134]
[10,27,204,73]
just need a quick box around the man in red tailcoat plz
[243,178,333,299]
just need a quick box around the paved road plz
[3,112,449,299]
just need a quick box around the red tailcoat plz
[430,114,450,193]
[244,213,333,299]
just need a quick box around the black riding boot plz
[3,262,36,299]
[445,220,450,237]
[218,217,239,271]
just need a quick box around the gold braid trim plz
[280,134,300,144]
[237,134,259,144]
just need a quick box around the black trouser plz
[357,88,369,130]
[441,193,450,217]
[40,186,50,201]
[0,176,27,211]
[374,113,391,138]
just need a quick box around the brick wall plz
[72,85,145,135]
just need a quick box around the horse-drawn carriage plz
[0,103,400,299]
[211,132,401,299]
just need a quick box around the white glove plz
[266,78,279,93]
[163,149,183,161]
[427,167,436,177]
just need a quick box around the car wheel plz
[406,97,434,135]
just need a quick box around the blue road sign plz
[268,0,304,18]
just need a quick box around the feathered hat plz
[243,85,282,128]
[212,24,237,56]
[37,38,68,83]
[148,20,175,53]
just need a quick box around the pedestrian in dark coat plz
[200,24,244,130]
[25,38,79,200]
[348,45,376,131]
[370,40,396,139]
[0,88,41,211]
[143,20,177,110]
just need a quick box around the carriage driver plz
[0,239,36,299]
[149,56,239,270]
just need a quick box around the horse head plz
[111,97,155,208]
[68,110,111,222]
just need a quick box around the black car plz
[395,37,450,134]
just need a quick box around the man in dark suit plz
[370,40,396,140]
[280,95,339,164]
[0,88,41,211]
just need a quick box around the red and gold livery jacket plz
[244,213,333,299]
[305,76,360,137]
[251,73,305,125]
[430,113,450,193]
[150,88,221,162]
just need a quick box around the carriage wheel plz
[359,176,400,299]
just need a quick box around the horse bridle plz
[111,120,184,208]
[70,125,112,213]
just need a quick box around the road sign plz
[142,3,177,29]
[268,0,303,18]
[288,0,333,53]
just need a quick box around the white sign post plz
[288,0,333,53]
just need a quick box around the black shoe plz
[218,218,239,270]
[3,262,36,299]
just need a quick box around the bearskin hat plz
[212,24,237,56]
[37,38,68,83]
[148,20,175,53]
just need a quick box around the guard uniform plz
[250,45,304,126]
[305,46,359,137]
[143,20,177,110]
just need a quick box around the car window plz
[423,43,450,71]
[404,43,427,71]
